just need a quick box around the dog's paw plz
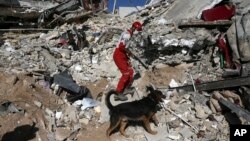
[150,131,158,135]
[153,121,159,127]
[121,133,129,138]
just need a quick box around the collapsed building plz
[0,0,250,141]
[0,0,108,28]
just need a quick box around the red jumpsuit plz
[113,30,134,93]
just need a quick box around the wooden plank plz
[219,99,250,122]
[178,20,233,28]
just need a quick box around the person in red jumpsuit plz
[113,21,142,101]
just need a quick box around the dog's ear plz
[154,90,166,101]
[146,85,154,93]
[146,83,156,93]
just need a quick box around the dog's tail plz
[105,89,117,110]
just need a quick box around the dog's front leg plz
[143,118,157,135]
[152,114,159,126]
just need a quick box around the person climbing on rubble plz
[113,21,143,101]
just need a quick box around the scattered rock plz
[55,127,72,141]
[168,133,180,140]
[33,100,42,108]
[94,106,101,113]
[168,119,181,128]
[180,127,194,139]
[79,118,89,125]
[6,75,18,85]
[60,49,71,59]
[64,105,78,123]
[194,103,208,119]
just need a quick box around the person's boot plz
[114,93,128,101]
[123,87,135,96]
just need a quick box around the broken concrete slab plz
[163,0,222,23]
[226,23,241,60]
[236,12,250,62]
[180,127,194,139]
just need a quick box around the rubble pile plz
[1,0,250,141]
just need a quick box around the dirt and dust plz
[0,65,186,141]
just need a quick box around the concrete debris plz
[33,100,42,108]
[180,127,194,139]
[55,127,72,141]
[64,105,78,123]
[169,79,179,88]
[55,111,63,120]
[167,133,181,140]
[0,101,23,116]
[98,102,110,123]
[194,103,208,119]
[5,75,18,85]
[168,119,181,128]
[94,106,101,113]
[166,107,199,133]
[0,0,107,28]
[79,118,89,125]
[45,108,54,117]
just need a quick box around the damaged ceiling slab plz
[163,0,223,22]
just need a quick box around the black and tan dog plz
[105,86,166,137]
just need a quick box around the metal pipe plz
[189,73,197,92]
[112,0,117,14]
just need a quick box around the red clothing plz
[217,34,232,68]
[113,30,134,93]
[202,5,235,21]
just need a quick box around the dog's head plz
[146,85,166,103]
